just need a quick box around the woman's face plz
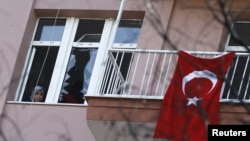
[33,90,44,102]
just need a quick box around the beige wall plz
[34,0,145,11]
[86,97,250,141]
[3,103,95,141]
[2,0,250,141]
[166,0,224,51]
[0,0,35,112]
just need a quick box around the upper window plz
[18,19,66,102]
[74,19,104,42]
[226,22,250,51]
[16,17,142,104]
[223,22,250,101]
[34,19,66,41]
[113,20,142,48]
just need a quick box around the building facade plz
[1,0,250,141]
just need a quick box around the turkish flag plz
[153,50,235,141]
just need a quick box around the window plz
[113,20,142,48]
[223,22,250,101]
[34,19,66,41]
[59,19,104,104]
[18,18,66,102]
[226,22,250,51]
[16,17,143,104]
[98,20,142,94]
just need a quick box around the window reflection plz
[59,48,97,104]
[22,46,59,102]
[74,19,105,42]
[114,20,142,44]
[76,34,102,42]
[34,19,66,41]
[229,22,250,46]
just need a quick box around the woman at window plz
[30,86,45,102]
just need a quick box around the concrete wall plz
[2,0,250,141]
[0,0,35,112]
[3,103,95,141]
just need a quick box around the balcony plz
[85,49,250,141]
[89,49,250,102]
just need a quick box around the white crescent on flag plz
[182,70,218,95]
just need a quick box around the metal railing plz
[97,49,250,102]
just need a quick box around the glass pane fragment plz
[59,48,97,104]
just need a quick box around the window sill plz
[6,101,88,107]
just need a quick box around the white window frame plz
[15,17,75,103]
[225,21,250,52]
[15,17,141,104]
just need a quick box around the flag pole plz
[107,0,126,49]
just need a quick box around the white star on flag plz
[187,96,201,106]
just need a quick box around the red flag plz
[153,50,235,141]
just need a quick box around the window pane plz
[74,19,105,42]
[76,34,102,42]
[34,19,66,41]
[114,20,142,44]
[59,48,97,104]
[229,23,250,46]
[22,46,59,102]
